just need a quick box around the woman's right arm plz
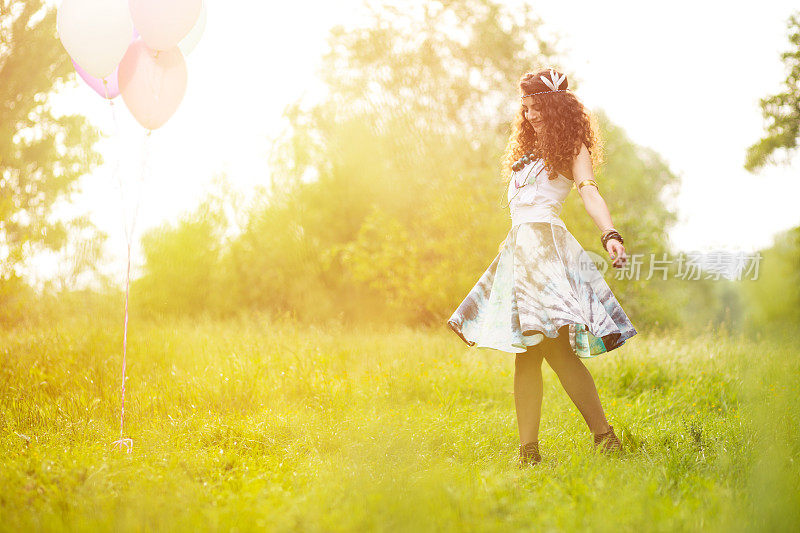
[571,144,627,268]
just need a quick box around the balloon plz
[72,59,121,99]
[118,39,187,130]
[57,0,134,79]
[71,28,139,99]
[129,0,202,51]
[178,2,207,56]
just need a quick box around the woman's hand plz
[605,239,626,268]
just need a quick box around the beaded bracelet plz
[600,230,624,251]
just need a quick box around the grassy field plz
[1,313,798,532]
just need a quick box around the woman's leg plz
[542,325,612,434]
[514,342,545,445]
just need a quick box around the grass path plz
[1,315,798,531]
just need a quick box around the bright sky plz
[34,0,800,288]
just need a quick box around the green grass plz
[1,313,798,532]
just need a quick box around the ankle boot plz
[593,424,623,454]
[518,440,541,468]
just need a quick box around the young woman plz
[446,68,638,468]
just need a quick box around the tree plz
[738,225,800,327]
[233,0,566,325]
[132,174,242,317]
[745,10,800,171]
[0,1,102,288]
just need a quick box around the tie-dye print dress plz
[446,158,637,358]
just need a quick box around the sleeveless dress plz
[446,157,638,358]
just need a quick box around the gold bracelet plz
[577,179,599,191]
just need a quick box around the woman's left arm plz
[572,144,627,268]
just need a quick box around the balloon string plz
[101,79,135,246]
[112,129,151,455]
[98,79,132,454]
[112,237,134,454]
[129,130,151,242]
[105,77,151,453]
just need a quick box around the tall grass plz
[1,313,797,531]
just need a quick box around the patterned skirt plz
[447,221,637,358]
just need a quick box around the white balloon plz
[57,0,134,79]
[179,2,207,57]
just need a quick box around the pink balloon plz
[118,38,187,130]
[72,59,120,99]
[129,0,202,51]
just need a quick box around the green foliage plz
[0,0,104,322]
[0,274,37,326]
[132,175,236,317]
[0,0,103,276]
[738,225,800,327]
[133,210,220,316]
[222,196,346,323]
[1,315,799,530]
[745,10,800,171]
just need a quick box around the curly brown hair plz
[500,69,604,184]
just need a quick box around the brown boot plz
[593,425,623,454]
[518,440,541,468]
